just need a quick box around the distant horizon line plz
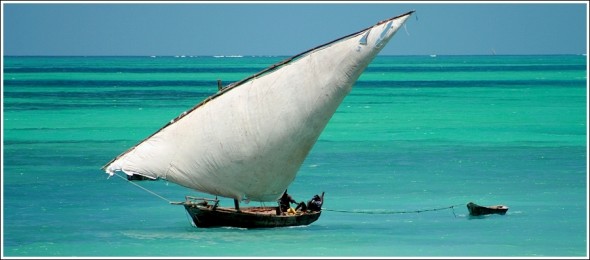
[3,53,587,58]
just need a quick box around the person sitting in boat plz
[307,192,324,212]
[278,190,297,215]
[295,192,324,212]
[295,201,307,212]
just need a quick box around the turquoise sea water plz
[2,55,588,257]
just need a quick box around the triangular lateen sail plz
[102,11,414,202]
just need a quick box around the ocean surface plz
[2,55,588,257]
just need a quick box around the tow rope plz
[113,173,464,218]
[323,204,464,217]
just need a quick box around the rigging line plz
[323,204,464,215]
[114,173,173,204]
[403,23,410,36]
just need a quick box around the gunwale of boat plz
[175,196,320,217]
[485,205,509,210]
[196,205,278,215]
[205,205,317,217]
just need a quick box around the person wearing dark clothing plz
[278,190,297,214]
[307,192,324,212]
[295,201,307,212]
[295,192,325,212]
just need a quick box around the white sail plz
[103,11,414,202]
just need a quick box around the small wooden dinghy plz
[467,202,509,216]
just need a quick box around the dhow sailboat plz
[102,10,414,228]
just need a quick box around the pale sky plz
[2,1,588,56]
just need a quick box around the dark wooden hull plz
[467,202,509,216]
[183,203,321,228]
